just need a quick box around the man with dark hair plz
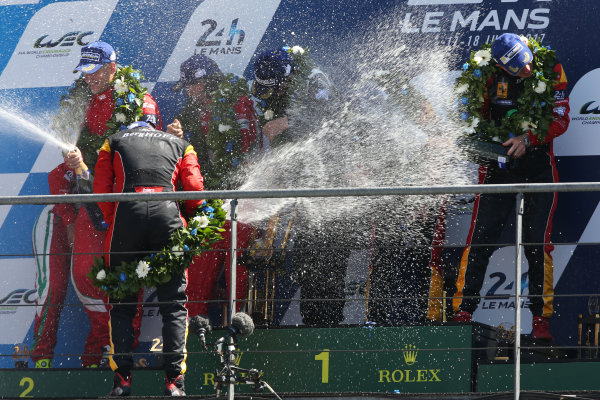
[452,33,570,341]
[94,121,205,396]
[167,54,258,175]
[251,47,335,145]
[166,54,258,322]
[167,54,225,166]
[250,47,352,327]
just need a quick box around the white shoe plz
[98,345,111,369]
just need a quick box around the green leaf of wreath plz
[455,37,558,147]
[88,199,227,299]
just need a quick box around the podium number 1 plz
[315,350,330,383]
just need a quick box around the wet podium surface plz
[0,324,597,398]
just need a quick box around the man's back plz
[105,128,191,190]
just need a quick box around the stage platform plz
[1,323,599,399]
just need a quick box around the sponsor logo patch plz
[499,43,523,66]
[81,51,101,62]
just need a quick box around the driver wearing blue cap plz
[251,49,295,100]
[452,34,570,343]
[249,47,354,328]
[74,41,117,74]
[491,32,534,78]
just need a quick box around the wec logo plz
[34,31,94,48]
[0,289,36,305]
[580,101,600,115]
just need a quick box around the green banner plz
[478,361,600,392]
[0,325,478,397]
[194,326,474,394]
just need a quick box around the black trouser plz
[292,218,353,327]
[368,212,438,325]
[454,149,556,318]
[108,199,188,378]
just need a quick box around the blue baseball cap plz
[73,41,117,74]
[172,54,223,92]
[126,121,155,130]
[491,33,533,75]
[252,49,295,99]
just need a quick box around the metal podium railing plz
[3,181,600,400]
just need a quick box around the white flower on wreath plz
[463,116,480,135]
[533,80,547,94]
[114,78,128,94]
[473,49,491,67]
[264,110,275,121]
[291,46,305,55]
[115,112,127,123]
[455,84,469,95]
[172,245,184,256]
[521,120,537,131]
[136,260,150,279]
[218,124,231,133]
[193,215,210,228]
[492,136,502,143]
[96,269,106,281]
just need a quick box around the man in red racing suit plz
[31,164,77,368]
[452,34,570,342]
[63,41,163,367]
[166,54,259,320]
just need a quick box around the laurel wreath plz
[203,73,253,190]
[254,45,315,147]
[455,36,557,144]
[104,65,147,133]
[68,65,147,172]
[88,199,227,299]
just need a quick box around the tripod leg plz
[594,314,600,358]
[261,381,284,400]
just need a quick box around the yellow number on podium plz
[19,377,34,398]
[314,350,330,383]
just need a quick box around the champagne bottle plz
[70,149,108,230]
[74,162,93,194]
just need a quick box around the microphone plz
[189,315,212,348]
[215,313,255,367]
[222,312,255,340]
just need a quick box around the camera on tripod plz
[189,312,282,399]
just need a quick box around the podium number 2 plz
[315,350,329,383]
[19,377,34,398]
